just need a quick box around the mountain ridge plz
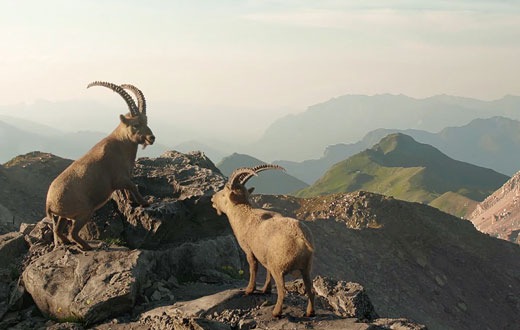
[251,94,520,161]
[297,133,509,216]
[277,116,520,184]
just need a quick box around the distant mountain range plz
[4,94,520,169]
[174,140,227,165]
[0,118,169,163]
[216,153,308,195]
[296,133,509,217]
[0,99,263,158]
[251,94,520,162]
[277,116,520,184]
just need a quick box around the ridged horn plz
[227,167,257,189]
[240,164,285,185]
[121,84,146,115]
[87,81,139,116]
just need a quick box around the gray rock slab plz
[22,247,156,325]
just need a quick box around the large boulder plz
[22,247,156,325]
[80,150,230,250]
[311,275,378,320]
[158,235,244,284]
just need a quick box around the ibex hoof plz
[272,311,282,318]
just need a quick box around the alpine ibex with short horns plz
[211,164,315,317]
[46,81,155,251]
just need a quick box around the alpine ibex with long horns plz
[46,81,155,250]
[211,164,315,317]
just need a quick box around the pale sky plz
[1,0,520,113]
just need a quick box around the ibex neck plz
[109,126,139,159]
[225,203,259,236]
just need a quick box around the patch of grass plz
[49,310,84,324]
[102,237,126,246]
[429,192,478,218]
[221,265,245,280]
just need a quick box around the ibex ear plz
[248,187,255,194]
[119,114,130,125]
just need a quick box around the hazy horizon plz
[2,1,520,163]
[2,1,519,114]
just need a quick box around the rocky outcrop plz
[2,150,519,329]
[95,277,425,330]
[156,235,243,284]
[80,150,229,249]
[253,192,520,330]
[22,246,156,325]
[470,171,520,243]
[2,150,251,328]
[0,152,71,226]
[310,276,378,320]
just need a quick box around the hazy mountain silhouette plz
[174,140,228,165]
[358,117,520,176]
[217,153,308,195]
[4,95,520,172]
[252,94,520,162]
[277,116,520,184]
[297,133,509,216]
[0,99,258,159]
[0,118,168,163]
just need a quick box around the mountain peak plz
[297,133,508,215]
[375,133,417,154]
[369,133,446,168]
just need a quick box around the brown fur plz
[46,86,154,251]
[212,183,315,317]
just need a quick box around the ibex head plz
[212,164,285,215]
[87,81,155,148]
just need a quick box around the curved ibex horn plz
[228,167,257,189]
[87,81,139,116]
[121,84,146,115]
[240,164,285,185]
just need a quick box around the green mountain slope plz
[276,116,520,184]
[297,133,509,215]
[217,153,309,195]
[429,192,478,218]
